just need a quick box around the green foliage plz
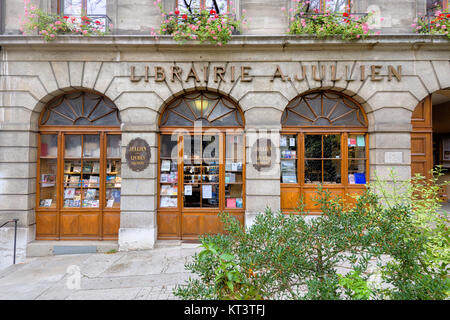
[286,0,376,40]
[174,169,449,300]
[338,271,372,300]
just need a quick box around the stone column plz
[244,108,282,228]
[119,122,158,250]
[367,106,413,184]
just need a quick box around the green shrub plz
[174,169,449,300]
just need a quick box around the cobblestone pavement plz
[0,243,202,300]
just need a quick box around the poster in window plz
[202,185,212,199]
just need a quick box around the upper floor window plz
[60,0,107,15]
[303,0,349,13]
[177,0,229,14]
[427,0,449,15]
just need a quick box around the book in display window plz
[280,134,298,184]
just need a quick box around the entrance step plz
[154,240,182,248]
[26,241,118,257]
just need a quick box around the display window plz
[36,90,121,240]
[280,90,368,213]
[158,91,245,240]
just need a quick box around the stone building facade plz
[0,0,449,269]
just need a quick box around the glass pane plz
[326,0,348,12]
[202,135,219,163]
[83,135,100,158]
[348,134,366,158]
[106,188,121,208]
[184,135,202,164]
[226,134,244,160]
[107,135,121,158]
[63,0,82,15]
[305,160,322,184]
[106,158,121,208]
[323,134,341,159]
[202,184,219,208]
[323,160,341,184]
[40,135,58,157]
[184,184,201,207]
[305,135,322,158]
[160,134,178,160]
[179,0,201,12]
[87,0,107,15]
[281,160,297,183]
[64,188,82,208]
[348,160,366,185]
[82,188,100,208]
[225,185,243,208]
[281,134,297,184]
[184,164,202,183]
[39,159,57,208]
[206,0,228,13]
[65,135,81,158]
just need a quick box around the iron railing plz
[294,12,369,21]
[0,219,19,265]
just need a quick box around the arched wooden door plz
[411,96,433,179]
[157,91,245,240]
[36,90,122,240]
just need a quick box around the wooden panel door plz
[411,96,433,178]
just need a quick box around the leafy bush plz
[175,169,449,300]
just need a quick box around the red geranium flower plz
[343,12,349,17]
[447,14,450,18]
[63,16,69,19]
[175,9,180,15]
[95,20,101,24]
[210,9,216,15]
[182,14,188,20]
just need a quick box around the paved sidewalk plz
[0,243,202,300]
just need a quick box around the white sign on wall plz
[385,152,403,164]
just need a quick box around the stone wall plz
[0,35,448,268]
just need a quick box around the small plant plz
[285,0,377,40]
[105,249,117,254]
[152,0,248,45]
[20,0,110,41]
[413,6,450,39]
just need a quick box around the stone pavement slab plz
[0,242,202,300]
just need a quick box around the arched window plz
[160,91,243,127]
[158,91,245,240]
[37,90,121,240]
[280,91,368,213]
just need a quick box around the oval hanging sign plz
[125,138,151,172]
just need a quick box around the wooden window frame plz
[280,90,368,214]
